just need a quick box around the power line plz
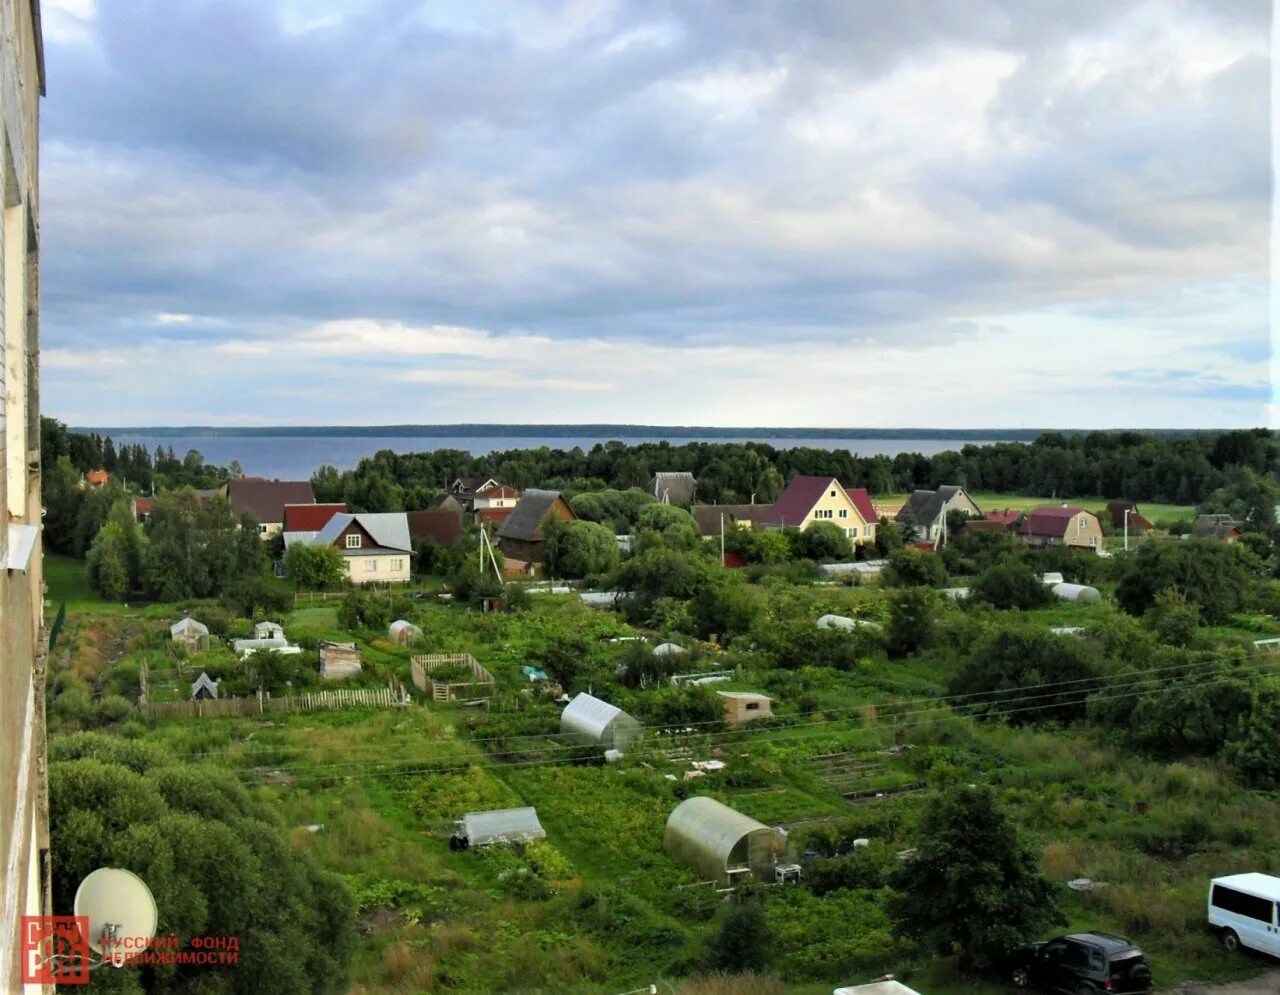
[242,662,1277,787]
[176,647,1261,763]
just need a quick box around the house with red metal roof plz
[283,503,347,533]
[757,475,878,547]
[1019,506,1104,552]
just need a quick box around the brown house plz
[1105,500,1153,534]
[496,489,576,565]
[223,477,317,537]
[690,504,773,537]
[407,507,463,548]
[1019,506,1105,552]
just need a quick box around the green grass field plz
[881,493,1196,523]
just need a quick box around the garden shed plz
[664,796,792,884]
[560,692,642,751]
[1050,582,1102,604]
[718,691,773,727]
[455,807,546,848]
[318,642,362,680]
[254,621,285,640]
[170,616,210,653]
[388,619,423,645]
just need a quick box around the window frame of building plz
[346,533,361,549]
[364,558,377,572]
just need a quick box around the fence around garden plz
[140,684,408,719]
[410,653,495,702]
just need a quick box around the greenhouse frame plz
[560,692,642,752]
[664,796,792,884]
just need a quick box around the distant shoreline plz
[71,424,1222,440]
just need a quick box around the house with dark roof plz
[1105,500,1154,534]
[757,476,878,547]
[648,472,697,505]
[283,502,347,533]
[450,476,500,506]
[1193,514,1241,542]
[895,486,982,545]
[496,489,576,566]
[474,506,514,530]
[690,504,773,538]
[407,507,464,548]
[286,512,413,584]
[1019,506,1104,552]
[223,478,317,538]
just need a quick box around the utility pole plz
[1124,508,1131,552]
[720,513,726,567]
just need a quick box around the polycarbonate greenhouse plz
[1050,582,1102,604]
[664,796,792,884]
[459,807,546,846]
[560,692,642,752]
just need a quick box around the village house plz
[496,489,576,568]
[895,485,982,544]
[283,502,347,534]
[86,468,110,487]
[648,471,697,505]
[407,507,463,548]
[474,506,514,530]
[450,475,500,506]
[472,485,521,510]
[222,477,317,538]
[1193,513,1242,542]
[1019,506,1105,552]
[1105,500,1154,535]
[288,512,414,584]
[757,475,878,546]
[690,504,773,538]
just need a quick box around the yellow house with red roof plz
[759,475,879,546]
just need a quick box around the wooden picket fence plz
[141,684,407,719]
[411,653,495,702]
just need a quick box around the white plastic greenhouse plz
[816,614,880,631]
[664,796,793,884]
[652,642,687,657]
[453,807,546,848]
[388,619,423,644]
[560,692,642,752]
[1050,582,1102,604]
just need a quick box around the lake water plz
[105,433,1013,480]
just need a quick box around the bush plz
[968,558,1052,611]
[883,548,947,588]
[704,893,769,972]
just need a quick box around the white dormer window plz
[346,534,361,549]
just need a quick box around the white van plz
[1208,873,1280,955]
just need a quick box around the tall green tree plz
[890,786,1062,969]
[544,519,620,578]
[1115,539,1251,624]
[885,587,936,658]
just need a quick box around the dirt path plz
[1166,968,1280,995]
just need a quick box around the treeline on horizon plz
[69,423,1230,440]
[44,417,1277,511]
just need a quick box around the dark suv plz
[1009,932,1154,995]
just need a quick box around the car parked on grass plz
[1208,872,1280,955]
[1008,931,1153,995]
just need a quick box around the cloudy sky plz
[40,0,1272,428]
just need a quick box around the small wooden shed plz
[170,617,210,653]
[254,620,285,640]
[318,641,363,681]
[718,691,773,727]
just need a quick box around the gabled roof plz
[314,512,412,552]
[283,503,347,533]
[407,508,463,547]
[453,475,498,495]
[759,476,866,527]
[1022,506,1091,537]
[133,496,153,518]
[649,472,697,504]
[190,672,219,699]
[845,487,877,523]
[497,489,570,542]
[476,485,521,500]
[896,485,968,529]
[170,616,209,637]
[225,478,316,524]
[689,504,772,536]
[985,509,1021,525]
[428,493,465,513]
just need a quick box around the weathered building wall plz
[0,4,45,990]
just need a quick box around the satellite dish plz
[74,868,157,967]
